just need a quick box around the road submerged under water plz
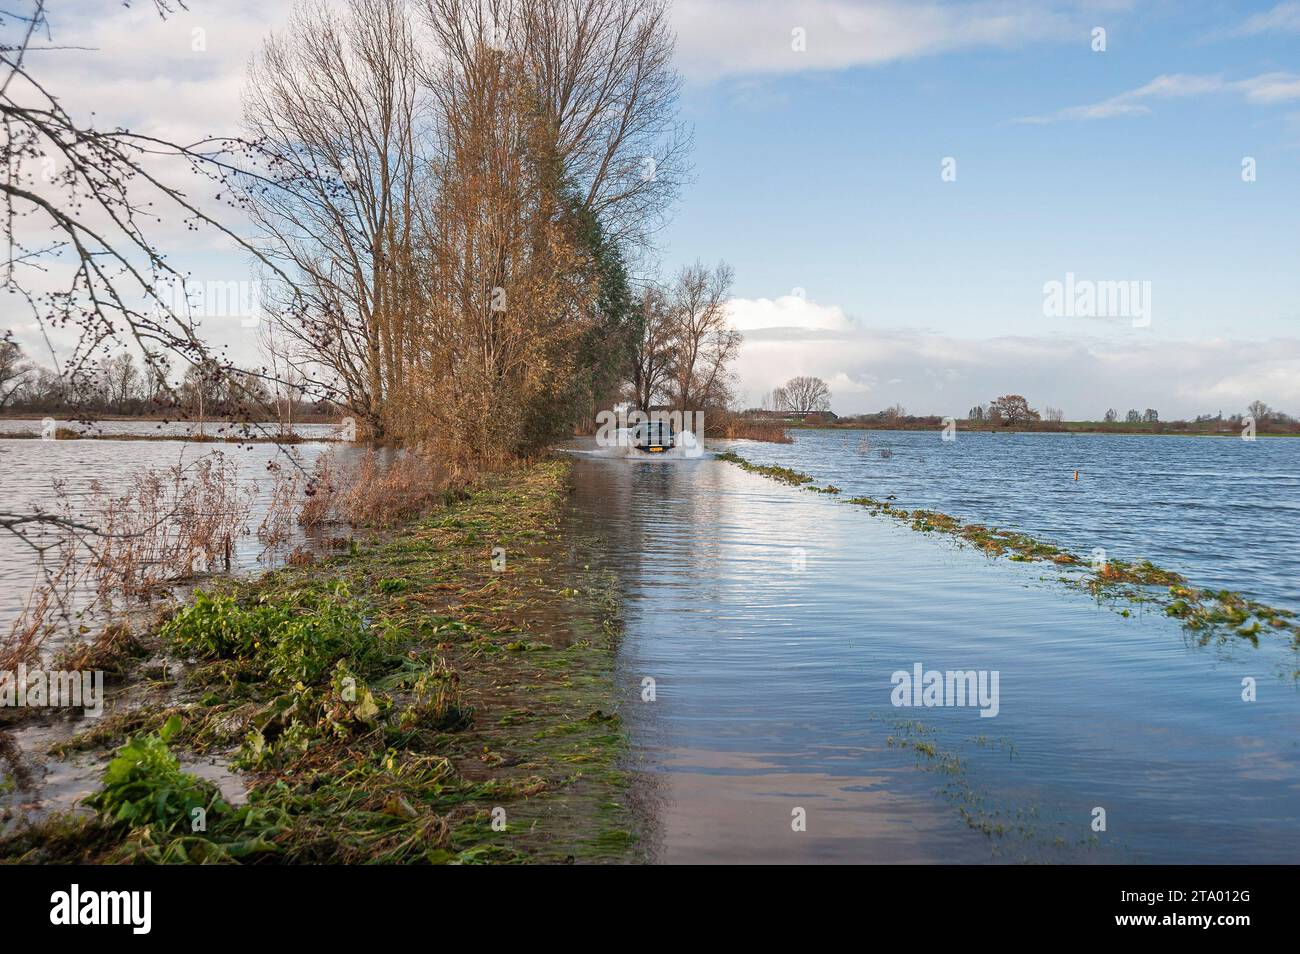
[562,443,1300,864]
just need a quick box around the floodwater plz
[0,432,353,826]
[563,436,1300,864]
[734,428,1300,608]
[4,428,1298,861]
[0,417,343,440]
[0,433,345,634]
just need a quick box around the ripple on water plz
[564,446,1300,863]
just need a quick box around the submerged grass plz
[1,459,638,864]
[874,716,1097,859]
[718,450,1300,650]
[714,451,836,493]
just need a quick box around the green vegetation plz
[874,716,1096,859]
[86,715,227,835]
[1,460,638,864]
[714,451,814,487]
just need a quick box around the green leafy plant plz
[161,591,288,659]
[163,583,388,686]
[86,716,227,835]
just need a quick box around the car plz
[631,418,675,454]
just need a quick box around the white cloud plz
[726,294,856,334]
[29,1,293,141]
[1239,72,1300,103]
[1013,71,1300,123]
[671,0,1075,82]
[728,296,1300,419]
[1231,2,1300,36]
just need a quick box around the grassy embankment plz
[716,450,1300,651]
[0,459,638,864]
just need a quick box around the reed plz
[1,540,79,670]
[299,449,473,529]
[1,452,255,669]
[84,453,255,604]
[257,457,304,548]
[717,417,792,443]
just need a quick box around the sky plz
[4,0,1300,419]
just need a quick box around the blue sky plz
[655,0,1300,416]
[6,0,1300,418]
[671,22,1299,340]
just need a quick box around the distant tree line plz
[0,339,330,421]
[722,383,1300,434]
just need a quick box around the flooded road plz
[564,447,1300,863]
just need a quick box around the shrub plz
[161,591,288,660]
[162,583,387,686]
[86,716,226,835]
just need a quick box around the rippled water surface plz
[0,438,344,633]
[736,429,1300,608]
[564,440,1300,864]
[0,418,343,440]
[4,431,1298,861]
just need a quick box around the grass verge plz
[0,459,638,864]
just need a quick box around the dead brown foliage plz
[299,448,474,529]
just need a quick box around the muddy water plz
[564,447,1300,864]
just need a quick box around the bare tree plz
[989,394,1039,425]
[259,320,309,435]
[98,352,141,413]
[1248,400,1271,422]
[776,375,831,414]
[0,336,33,409]
[666,261,738,411]
[629,284,672,410]
[179,360,224,432]
[513,0,689,250]
[141,349,172,408]
[243,0,423,438]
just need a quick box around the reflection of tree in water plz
[558,453,739,861]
